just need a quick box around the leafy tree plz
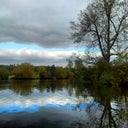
[45,66,52,78]
[11,80,35,96]
[66,69,74,80]
[66,59,73,69]
[50,65,56,77]
[71,0,128,65]
[36,66,47,79]
[66,58,74,80]
[74,57,85,80]
[113,62,128,86]
[74,57,84,71]
[0,68,9,80]
[55,66,67,79]
[12,63,36,79]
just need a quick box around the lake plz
[0,80,127,128]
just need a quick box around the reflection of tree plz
[5,80,74,96]
[0,81,11,90]
[10,80,36,96]
[70,84,128,128]
[36,80,74,95]
[99,98,117,128]
[0,80,127,127]
[114,95,128,128]
[37,80,59,93]
[84,86,128,128]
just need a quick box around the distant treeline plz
[0,56,128,88]
[0,63,74,80]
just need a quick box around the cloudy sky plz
[0,0,89,66]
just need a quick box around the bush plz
[0,68,9,80]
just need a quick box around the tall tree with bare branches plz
[71,0,128,65]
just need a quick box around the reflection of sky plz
[0,102,98,113]
[0,105,39,113]
[0,89,94,113]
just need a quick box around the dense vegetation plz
[69,56,128,88]
[0,63,74,80]
[70,0,128,88]
[0,54,128,89]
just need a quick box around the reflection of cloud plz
[0,89,94,109]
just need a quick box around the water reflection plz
[82,85,128,128]
[0,80,90,113]
[0,105,39,113]
[0,80,127,128]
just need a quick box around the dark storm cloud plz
[0,0,89,48]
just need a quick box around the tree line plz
[0,63,74,80]
[0,54,128,88]
[68,55,128,88]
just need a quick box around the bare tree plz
[71,0,128,65]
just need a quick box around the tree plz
[36,66,47,79]
[71,0,128,65]
[12,63,36,79]
[74,57,85,79]
[66,58,73,69]
[0,68,9,80]
[50,65,56,77]
[55,66,67,79]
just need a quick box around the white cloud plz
[0,48,83,66]
[0,0,90,65]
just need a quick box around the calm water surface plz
[0,80,127,128]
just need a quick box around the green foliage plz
[73,57,85,80]
[0,68,9,80]
[113,63,128,86]
[50,65,56,77]
[99,72,115,87]
[12,63,36,79]
[66,69,74,80]
[36,66,47,79]
[8,75,15,79]
[0,57,128,89]
[55,66,67,79]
